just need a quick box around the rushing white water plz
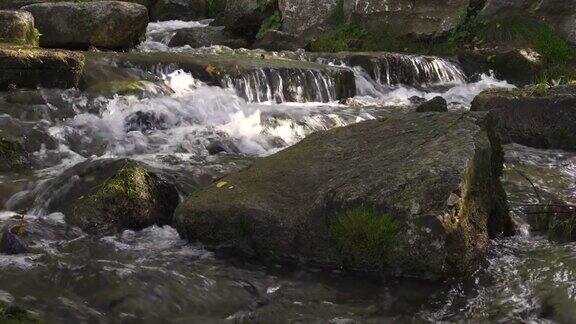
[353,67,515,108]
[47,70,372,165]
[138,19,212,52]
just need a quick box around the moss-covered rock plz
[22,1,148,50]
[0,301,39,324]
[63,159,180,234]
[471,85,576,151]
[0,45,84,90]
[86,80,156,98]
[0,10,38,46]
[0,137,28,172]
[175,112,511,278]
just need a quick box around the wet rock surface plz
[22,159,182,235]
[471,85,576,151]
[0,45,84,90]
[416,96,448,112]
[175,112,511,278]
[22,1,149,50]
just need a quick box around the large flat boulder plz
[22,1,148,50]
[0,10,37,45]
[279,0,470,40]
[0,45,84,90]
[175,112,511,278]
[471,85,576,151]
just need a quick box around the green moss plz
[310,25,371,52]
[257,11,282,38]
[206,0,220,18]
[0,302,40,324]
[86,80,150,97]
[332,207,403,271]
[0,138,24,160]
[95,164,151,202]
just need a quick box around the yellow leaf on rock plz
[216,181,228,188]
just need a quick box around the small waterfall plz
[221,68,339,103]
[315,53,466,87]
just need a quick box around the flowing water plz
[1,20,575,323]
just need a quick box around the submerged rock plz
[0,10,38,46]
[471,85,576,151]
[0,45,84,90]
[168,26,248,49]
[22,1,148,50]
[416,96,448,112]
[175,112,511,278]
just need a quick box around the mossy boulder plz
[58,159,180,234]
[175,112,511,278]
[0,10,38,46]
[471,85,576,151]
[0,45,84,90]
[22,1,148,50]
[0,301,39,324]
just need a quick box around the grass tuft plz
[332,207,403,271]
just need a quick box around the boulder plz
[458,48,544,86]
[480,0,576,45]
[0,10,37,45]
[213,0,276,43]
[29,159,180,235]
[168,26,248,49]
[471,85,576,151]
[416,96,448,112]
[150,0,206,21]
[22,1,149,50]
[342,0,470,39]
[279,0,470,40]
[0,46,84,90]
[175,112,511,278]
[252,30,303,51]
[278,0,338,39]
